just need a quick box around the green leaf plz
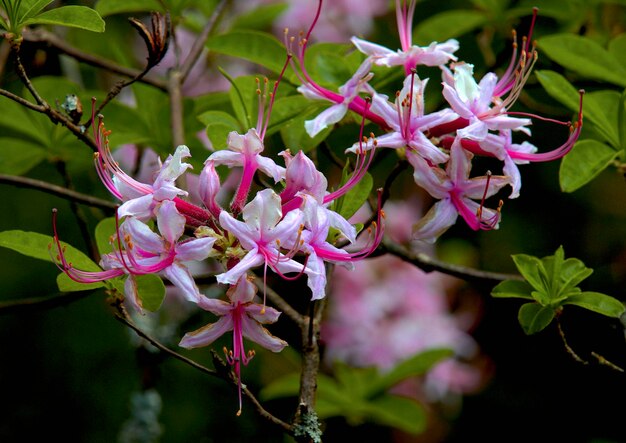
[17,0,53,22]
[95,217,116,256]
[0,137,47,175]
[518,303,556,335]
[535,70,619,147]
[197,110,241,150]
[511,254,545,292]
[23,6,105,32]
[559,139,618,192]
[564,292,625,318]
[413,10,487,45]
[537,34,626,87]
[95,0,165,16]
[367,349,453,397]
[608,34,626,71]
[279,102,332,152]
[491,279,535,299]
[335,172,373,220]
[558,257,592,293]
[266,95,322,137]
[0,14,8,30]
[220,72,256,131]
[365,395,426,435]
[57,273,104,292]
[206,31,297,84]
[133,274,166,312]
[0,230,99,270]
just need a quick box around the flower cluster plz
[51,74,384,414]
[49,0,583,416]
[291,0,583,243]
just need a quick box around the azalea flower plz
[91,112,211,227]
[300,58,375,137]
[441,63,532,141]
[351,0,458,74]
[346,72,456,164]
[208,129,286,214]
[292,195,384,300]
[410,138,510,242]
[51,201,216,311]
[180,275,287,415]
[216,189,309,286]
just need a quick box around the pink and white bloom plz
[104,200,216,309]
[180,275,287,414]
[300,58,375,137]
[208,129,285,213]
[410,138,510,243]
[346,73,456,164]
[351,0,458,74]
[216,189,309,285]
[441,63,532,141]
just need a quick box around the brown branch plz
[0,87,45,111]
[293,302,321,429]
[4,39,99,150]
[0,173,117,211]
[22,28,167,91]
[382,239,523,283]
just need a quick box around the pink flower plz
[180,275,287,414]
[300,58,375,137]
[346,72,456,164]
[351,0,458,74]
[103,200,216,309]
[441,63,532,141]
[410,138,510,243]
[208,129,285,214]
[216,189,308,286]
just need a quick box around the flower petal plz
[241,316,287,352]
[179,316,234,349]
[156,200,185,244]
[175,236,216,262]
[162,262,202,303]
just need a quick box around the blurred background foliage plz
[1,0,626,441]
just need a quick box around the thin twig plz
[591,352,624,373]
[382,239,523,283]
[11,40,47,106]
[0,173,117,211]
[556,316,588,365]
[115,311,218,377]
[179,0,230,82]
[115,308,294,433]
[0,87,45,111]
[22,28,167,91]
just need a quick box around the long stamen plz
[324,99,377,204]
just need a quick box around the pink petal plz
[175,236,216,262]
[179,316,234,349]
[241,316,287,352]
[163,262,202,303]
[156,200,185,244]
